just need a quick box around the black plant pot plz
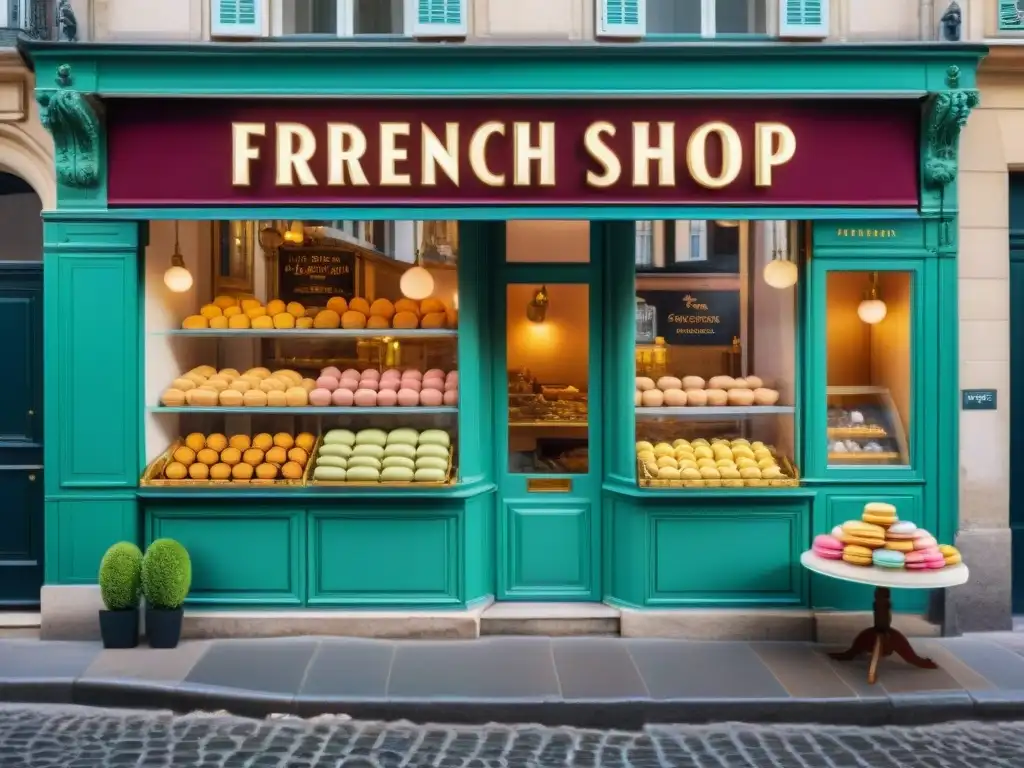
[145,607,184,649]
[98,609,140,649]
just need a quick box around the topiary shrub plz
[98,542,143,611]
[141,538,192,610]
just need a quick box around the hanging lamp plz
[400,247,435,301]
[857,272,888,324]
[762,221,797,289]
[162,220,193,293]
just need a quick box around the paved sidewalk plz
[2,634,1024,728]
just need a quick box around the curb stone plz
[2,678,1024,728]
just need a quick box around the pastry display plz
[181,294,457,331]
[635,436,797,488]
[146,432,313,484]
[310,427,452,484]
[160,365,458,409]
[635,374,780,408]
[308,367,458,408]
[826,389,908,465]
[810,501,963,572]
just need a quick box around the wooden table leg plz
[827,586,938,682]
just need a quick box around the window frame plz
[645,0,771,40]
[271,0,414,37]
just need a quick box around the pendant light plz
[762,221,798,289]
[857,272,888,324]
[162,220,193,293]
[400,249,435,301]
[283,220,305,244]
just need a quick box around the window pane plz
[635,220,740,273]
[507,284,589,473]
[635,221,797,489]
[648,0,701,33]
[716,0,766,34]
[282,0,337,33]
[355,0,403,33]
[826,271,912,467]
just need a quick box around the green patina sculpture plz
[36,64,101,189]
[923,65,980,190]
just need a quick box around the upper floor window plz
[1001,1,1024,32]
[278,0,407,36]
[647,0,767,36]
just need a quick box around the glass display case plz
[826,386,909,466]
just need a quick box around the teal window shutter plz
[1001,0,1024,31]
[212,0,262,38]
[597,0,645,38]
[778,0,829,39]
[412,0,468,38]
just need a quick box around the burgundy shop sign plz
[106,99,921,207]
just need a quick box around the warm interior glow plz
[163,264,193,293]
[762,258,798,289]
[400,265,435,300]
[283,220,305,243]
[857,298,888,325]
[452,291,459,310]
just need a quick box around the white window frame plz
[2,0,31,30]
[647,0,769,38]
[272,0,414,36]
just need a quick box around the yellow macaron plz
[862,501,898,527]
[938,544,961,566]
[883,539,915,553]
[842,544,874,566]
[840,520,886,548]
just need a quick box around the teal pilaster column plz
[43,219,141,584]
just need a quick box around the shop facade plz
[23,39,985,639]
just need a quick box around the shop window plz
[647,0,767,36]
[635,220,740,274]
[277,0,409,35]
[145,219,459,490]
[825,271,911,468]
[635,220,799,489]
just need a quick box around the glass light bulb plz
[284,220,305,243]
[163,265,193,293]
[857,298,888,325]
[400,266,435,301]
[762,259,798,289]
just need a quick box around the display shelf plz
[636,405,795,418]
[510,420,588,429]
[154,329,458,340]
[149,406,458,415]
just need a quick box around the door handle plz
[27,410,33,416]
[28,474,35,482]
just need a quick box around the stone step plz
[480,602,621,636]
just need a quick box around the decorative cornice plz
[35,64,100,189]
[922,65,979,190]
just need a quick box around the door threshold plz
[481,602,620,636]
[0,611,40,628]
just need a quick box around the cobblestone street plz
[0,705,1020,768]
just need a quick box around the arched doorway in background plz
[0,171,43,607]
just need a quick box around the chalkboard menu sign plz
[277,246,356,306]
[636,289,741,346]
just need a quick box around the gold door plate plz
[527,478,572,493]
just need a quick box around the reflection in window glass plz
[507,284,589,474]
[647,0,766,35]
[354,0,403,33]
[716,0,767,34]
[634,221,740,273]
[281,0,337,34]
[825,271,912,467]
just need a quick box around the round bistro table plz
[800,551,969,684]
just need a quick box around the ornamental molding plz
[35,64,101,189]
[922,65,979,190]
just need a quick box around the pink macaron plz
[912,534,938,550]
[813,534,844,560]
[905,549,945,570]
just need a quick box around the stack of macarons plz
[809,501,963,572]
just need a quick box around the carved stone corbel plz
[922,65,979,191]
[36,64,101,189]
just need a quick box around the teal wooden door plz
[1010,174,1024,614]
[0,263,43,605]
[494,245,603,601]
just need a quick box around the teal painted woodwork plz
[212,1,261,38]
[780,0,828,39]
[463,490,495,603]
[599,0,642,37]
[413,0,467,36]
[810,489,926,613]
[47,497,138,585]
[1000,1,1024,31]
[21,41,984,99]
[44,221,140,491]
[147,505,305,606]
[1010,174,1024,614]
[309,508,460,607]
[501,501,594,598]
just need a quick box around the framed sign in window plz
[212,220,256,294]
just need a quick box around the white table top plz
[800,551,969,590]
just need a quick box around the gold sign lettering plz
[835,228,898,239]
[231,119,799,191]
